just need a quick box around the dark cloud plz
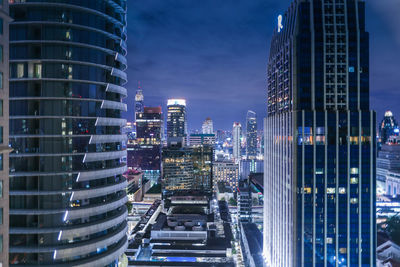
[125,0,400,130]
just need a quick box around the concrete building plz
[9,1,128,265]
[202,117,214,134]
[213,160,239,193]
[232,122,241,161]
[0,1,10,265]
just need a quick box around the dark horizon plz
[125,0,400,131]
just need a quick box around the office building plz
[202,117,214,134]
[192,145,213,197]
[134,87,144,120]
[162,144,213,200]
[246,110,257,159]
[238,178,252,223]
[189,133,216,146]
[232,122,241,161]
[9,1,128,265]
[213,160,239,192]
[377,136,400,196]
[128,105,162,184]
[379,111,399,144]
[162,146,194,198]
[264,1,376,266]
[136,106,162,145]
[0,1,10,265]
[240,159,264,180]
[167,99,187,146]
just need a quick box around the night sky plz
[125,0,400,131]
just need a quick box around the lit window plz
[339,187,346,194]
[17,63,24,78]
[350,178,358,184]
[340,248,347,254]
[349,66,355,72]
[327,188,335,194]
[326,237,333,244]
[350,198,358,204]
[304,187,312,194]
[315,168,324,175]
[350,168,358,175]
[34,64,42,78]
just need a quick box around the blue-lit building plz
[264,1,376,266]
[246,110,257,159]
[379,111,399,145]
[9,1,128,265]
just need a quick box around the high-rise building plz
[213,160,239,193]
[246,110,257,159]
[136,106,162,145]
[0,2,10,265]
[264,1,376,266]
[162,144,213,200]
[202,117,213,134]
[377,135,400,196]
[162,146,194,198]
[134,86,144,120]
[192,145,213,196]
[379,111,399,144]
[9,1,128,265]
[232,122,241,161]
[238,178,252,223]
[167,99,187,146]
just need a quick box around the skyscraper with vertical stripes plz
[9,0,128,265]
[264,0,376,266]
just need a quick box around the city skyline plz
[126,0,400,130]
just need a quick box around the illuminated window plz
[350,198,358,204]
[340,248,347,254]
[350,178,358,184]
[17,63,24,78]
[34,63,42,78]
[326,237,333,244]
[315,168,324,175]
[339,187,346,194]
[350,168,358,175]
[304,187,312,194]
[327,188,335,194]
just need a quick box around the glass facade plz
[246,110,257,159]
[264,1,376,266]
[9,0,128,265]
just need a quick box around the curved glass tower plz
[8,0,128,265]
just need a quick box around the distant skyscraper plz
[202,117,213,134]
[135,84,144,120]
[379,111,399,144]
[167,99,187,146]
[9,1,128,265]
[0,2,10,264]
[232,122,241,161]
[246,110,257,159]
[264,1,376,266]
[128,107,163,184]
[136,106,163,145]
